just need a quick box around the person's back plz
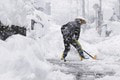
[61,21,81,41]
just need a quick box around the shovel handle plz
[83,50,96,59]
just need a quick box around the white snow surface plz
[0,35,52,80]
[0,34,75,80]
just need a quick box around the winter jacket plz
[61,21,81,41]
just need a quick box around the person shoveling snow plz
[61,18,87,62]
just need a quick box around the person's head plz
[75,18,86,25]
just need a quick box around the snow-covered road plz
[47,57,117,80]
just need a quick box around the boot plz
[79,52,85,61]
[61,53,67,62]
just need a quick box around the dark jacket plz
[61,21,81,41]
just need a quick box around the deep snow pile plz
[106,21,120,36]
[0,0,29,26]
[0,35,51,80]
[38,23,63,59]
[89,35,120,80]
[0,0,51,40]
[0,0,50,33]
[27,10,51,39]
[0,34,75,80]
[96,35,120,57]
[80,21,120,44]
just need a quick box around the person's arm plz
[74,27,80,40]
[61,24,68,36]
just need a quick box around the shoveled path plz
[47,58,115,80]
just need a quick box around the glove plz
[75,36,79,40]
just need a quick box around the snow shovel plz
[74,39,97,60]
[83,50,97,60]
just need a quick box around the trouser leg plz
[63,40,70,59]
[70,39,85,58]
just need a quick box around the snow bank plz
[88,34,120,80]
[0,0,50,28]
[80,21,120,44]
[0,0,29,26]
[27,10,51,39]
[0,34,74,80]
[38,24,63,59]
[106,21,120,35]
[0,35,51,80]
[96,35,120,57]
[81,28,106,44]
